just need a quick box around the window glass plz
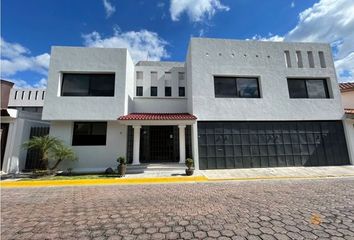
[90,75,115,96]
[237,78,259,98]
[306,80,328,98]
[165,87,171,97]
[179,87,185,97]
[288,79,329,99]
[287,80,307,98]
[151,86,158,96]
[61,73,114,96]
[214,77,237,97]
[136,86,143,96]
[72,122,107,146]
[62,74,90,96]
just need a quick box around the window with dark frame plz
[165,87,172,97]
[214,77,260,98]
[72,122,107,146]
[287,79,329,99]
[61,73,115,96]
[151,86,158,96]
[136,86,143,96]
[179,87,185,97]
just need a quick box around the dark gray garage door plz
[198,121,350,170]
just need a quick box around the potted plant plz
[185,158,194,176]
[117,156,127,177]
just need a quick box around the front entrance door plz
[140,126,179,163]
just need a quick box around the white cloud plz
[170,0,229,22]
[250,0,354,82]
[102,0,116,18]
[291,1,295,8]
[82,28,169,62]
[0,37,50,77]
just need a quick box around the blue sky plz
[1,0,353,88]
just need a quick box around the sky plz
[1,0,354,88]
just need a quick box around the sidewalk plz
[201,165,354,180]
[1,166,353,188]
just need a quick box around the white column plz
[132,125,141,165]
[178,125,186,164]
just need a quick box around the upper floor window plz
[151,86,158,96]
[287,79,329,99]
[61,73,115,97]
[136,86,143,96]
[136,71,143,80]
[72,122,107,146]
[214,77,260,98]
[178,72,185,80]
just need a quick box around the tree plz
[22,135,62,170]
[49,143,77,170]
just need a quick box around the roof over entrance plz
[118,113,197,121]
[339,82,354,92]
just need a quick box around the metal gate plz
[198,121,350,170]
[24,126,50,170]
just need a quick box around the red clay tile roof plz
[339,82,354,92]
[118,113,197,120]
[345,109,354,114]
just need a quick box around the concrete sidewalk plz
[201,165,354,180]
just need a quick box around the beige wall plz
[341,91,354,109]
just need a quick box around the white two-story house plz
[41,38,352,172]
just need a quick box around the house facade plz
[41,38,352,172]
[1,80,49,173]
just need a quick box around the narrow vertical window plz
[179,87,185,97]
[28,91,32,100]
[21,91,25,100]
[307,51,315,68]
[319,51,326,68]
[14,91,18,99]
[165,87,172,97]
[35,91,38,100]
[284,50,292,68]
[136,86,143,96]
[296,51,303,68]
[151,86,157,97]
[42,91,45,100]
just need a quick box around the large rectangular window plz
[72,122,107,146]
[61,73,115,96]
[288,79,329,99]
[151,86,158,96]
[214,77,260,98]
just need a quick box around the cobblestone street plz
[1,177,354,240]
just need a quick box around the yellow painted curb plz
[0,176,208,188]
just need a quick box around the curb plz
[0,176,208,188]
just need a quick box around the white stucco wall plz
[341,91,354,109]
[42,47,133,120]
[8,89,45,107]
[187,38,344,121]
[49,121,127,172]
[343,119,354,165]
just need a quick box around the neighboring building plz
[37,38,351,172]
[1,80,49,173]
[340,82,354,165]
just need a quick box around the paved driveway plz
[1,178,354,240]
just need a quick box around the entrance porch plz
[118,113,197,165]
